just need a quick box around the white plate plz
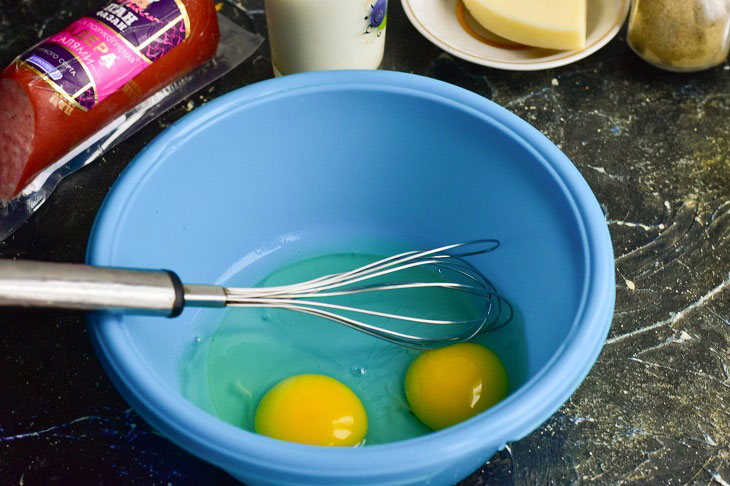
[401,0,631,70]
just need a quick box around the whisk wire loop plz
[223,239,508,349]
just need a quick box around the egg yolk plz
[405,343,508,430]
[254,374,368,447]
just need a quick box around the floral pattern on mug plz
[365,0,387,35]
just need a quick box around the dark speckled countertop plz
[1,0,729,484]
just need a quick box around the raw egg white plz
[405,343,508,430]
[255,374,368,446]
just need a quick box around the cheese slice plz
[462,0,587,51]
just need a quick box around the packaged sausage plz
[0,0,262,240]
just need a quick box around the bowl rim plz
[86,69,615,481]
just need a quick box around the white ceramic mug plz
[265,0,388,76]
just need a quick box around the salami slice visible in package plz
[0,0,262,240]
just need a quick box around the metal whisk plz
[0,240,510,349]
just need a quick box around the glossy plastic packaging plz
[0,2,262,240]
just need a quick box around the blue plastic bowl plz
[87,70,614,485]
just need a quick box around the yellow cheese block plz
[462,0,587,51]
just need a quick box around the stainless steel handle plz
[0,260,185,316]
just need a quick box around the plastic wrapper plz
[0,5,262,241]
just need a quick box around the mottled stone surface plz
[1,0,729,484]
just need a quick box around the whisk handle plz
[0,260,186,317]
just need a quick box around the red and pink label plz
[19,0,189,111]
